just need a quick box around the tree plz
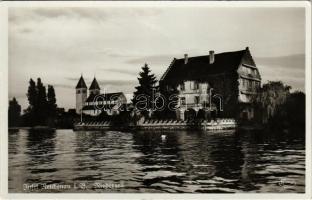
[252,81,291,123]
[47,85,57,126]
[8,97,21,127]
[269,91,305,136]
[24,78,57,126]
[25,78,37,126]
[36,78,48,125]
[26,78,37,112]
[283,91,305,133]
[153,84,179,120]
[47,85,57,117]
[132,63,157,115]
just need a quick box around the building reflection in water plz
[131,130,248,192]
[73,131,108,182]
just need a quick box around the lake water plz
[9,129,305,193]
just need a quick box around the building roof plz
[75,75,87,89]
[89,77,100,90]
[160,48,256,85]
[82,103,131,111]
[82,104,116,110]
[86,92,125,103]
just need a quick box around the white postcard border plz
[0,1,311,200]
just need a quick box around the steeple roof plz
[89,77,100,90]
[75,75,87,89]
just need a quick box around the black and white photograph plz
[1,1,311,198]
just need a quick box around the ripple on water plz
[8,129,305,193]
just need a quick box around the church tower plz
[89,77,101,95]
[76,75,87,114]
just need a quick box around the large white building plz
[159,47,261,120]
[75,76,127,116]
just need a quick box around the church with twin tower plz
[75,75,127,116]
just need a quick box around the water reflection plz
[8,130,21,155]
[8,129,305,193]
[24,130,57,185]
[132,131,184,192]
[26,130,57,164]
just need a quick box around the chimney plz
[184,54,188,64]
[209,50,215,64]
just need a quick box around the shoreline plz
[73,118,239,131]
[9,122,266,132]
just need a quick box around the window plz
[180,83,185,91]
[194,96,200,104]
[180,97,186,105]
[77,90,80,94]
[193,82,199,90]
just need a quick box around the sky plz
[9,6,306,111]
